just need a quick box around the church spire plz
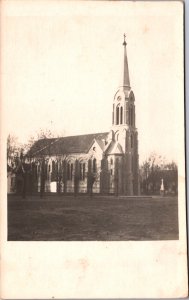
[123,34,130,88]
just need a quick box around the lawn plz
[8,194,179,241]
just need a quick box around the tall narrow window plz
[79,163,82,180]
[129,107,130,125]
[131,106,133,126]
[131,134,133,148]
[70,163,73,180]
[83,163,85,180]
[67,164,70,180]
[129,105,133,126]
[93,158,97,173]
[131,156,133,172]
[52,161,56,181]
[120,106,123,124]
[116,106,119,125]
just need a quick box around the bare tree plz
[7,134,22,166]
[140,153,178,195]
[87,158,99,196]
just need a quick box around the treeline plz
[140,153,178,195]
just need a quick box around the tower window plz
[129,105,135,126]
[120,106,123,124]
[131,156,134,172]
[116,105,119,125]
[129,105,133,126]
[131,106,133,126]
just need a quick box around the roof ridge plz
[62,132,108,139]
[29,131,109,157]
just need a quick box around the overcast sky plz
[2,1,184,164]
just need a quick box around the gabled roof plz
[106,141,123,155]
[28,132,109,157]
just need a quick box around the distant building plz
[28,36,140,195]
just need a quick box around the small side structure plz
[7,165,16,194]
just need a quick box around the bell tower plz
[110,35,140,195]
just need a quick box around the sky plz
[2,1,184,164]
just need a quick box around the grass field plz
[8,194,179,241]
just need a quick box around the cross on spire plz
[123,33,127,46]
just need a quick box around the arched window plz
[129,105,135,126]
[70,163,73,180]
[52,161,55,172]
[52,161,56,177]
[93,158,97,173]
[67,163,73,180]
[131,156,134,172]
[51,160,57,181]
[88,159,92,174]
[128,107,130,125]
[79,163,86,180]
[131,106,133,126]
[79,163,82,179]
[83,163,86,180]
[131,134,133,148]
[116,105,119,125]
[129,105,133,126]
[67,163,70,180]
[133,106,135,126]
[120,106,123,124]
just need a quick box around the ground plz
[8,194,179,241]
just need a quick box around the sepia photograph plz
[6,4,179,242]
[1,0,187,298]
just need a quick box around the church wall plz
[34,150,103,194]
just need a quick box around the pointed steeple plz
[123,34,130,88]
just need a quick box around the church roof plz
[28,132,109,157]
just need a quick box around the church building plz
[28,35,140,195]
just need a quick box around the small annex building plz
[28,36,140,195]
